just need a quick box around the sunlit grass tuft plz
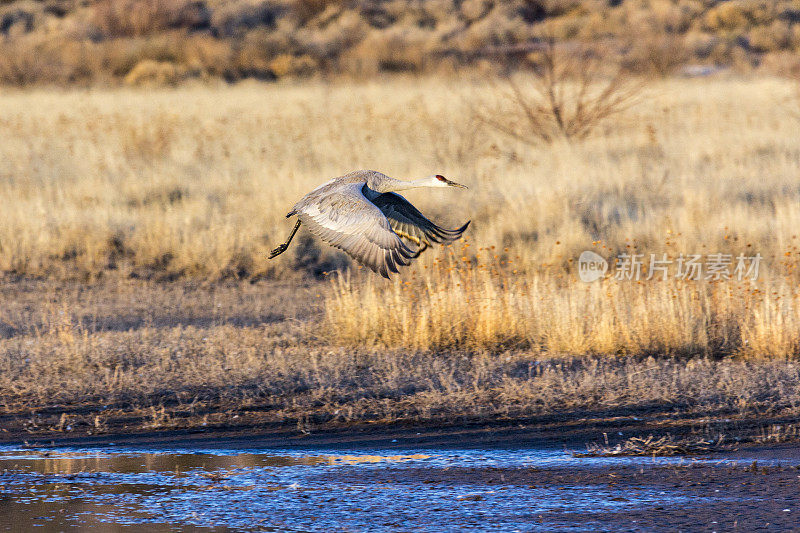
[327,245,800,358]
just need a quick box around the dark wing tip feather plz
[374,192,470,248]
[430,220,470,240]
[385,250,399,274]
[441,220,470,234]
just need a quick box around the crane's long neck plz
[377,177,438,193]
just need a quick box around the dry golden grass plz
[2,75,800,437]
[2,76,800,360]
[3,281,800,432]
[327,247,800,358]
[0,76,798,281]
[325,77,800,357]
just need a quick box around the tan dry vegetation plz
[2,77,800,360]
[3,0,800,86]
[312,76,797,359]
[1,77,799,282]
[327,250,800,358]
[3,76,800,433]
[3,281,800,431]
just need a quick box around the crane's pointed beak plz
[446,179,468,189]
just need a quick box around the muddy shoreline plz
[5,410,800,454]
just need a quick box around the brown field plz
[2,75,800,440]
[3,280,800,442]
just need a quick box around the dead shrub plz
[0,35,73,86]
[179,34,232,77]
[123,59,191,86]
[518,0,583,22]
[1,0,799,86]
[291,0,346,24]
[92,0,194,38]
[98,33,197,78]
[623,31,690,76]
[684,30,718,59]
[473,35,643,144]
[224,29,289,81]
[210,1,281,37]
[268,54,318,77]
[342,28,430,76]
[760,50,800,77]
[748,21,793,53]
[703,3,749,32]
[460,0,493,23]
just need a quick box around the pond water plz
[0,444,795,532]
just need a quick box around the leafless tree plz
[473,35,644,144]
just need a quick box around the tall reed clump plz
[325,243,800,358]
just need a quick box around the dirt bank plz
[5,409,800,457]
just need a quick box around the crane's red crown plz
[435,174,446,182]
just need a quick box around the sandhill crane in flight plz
[269,170,470,278]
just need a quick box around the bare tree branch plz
[473,36,644,145]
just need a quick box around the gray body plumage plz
[276,170,470,278]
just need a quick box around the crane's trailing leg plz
[269,219,301,259]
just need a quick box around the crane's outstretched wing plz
[372,192,470,247]
[295,183,415,278]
